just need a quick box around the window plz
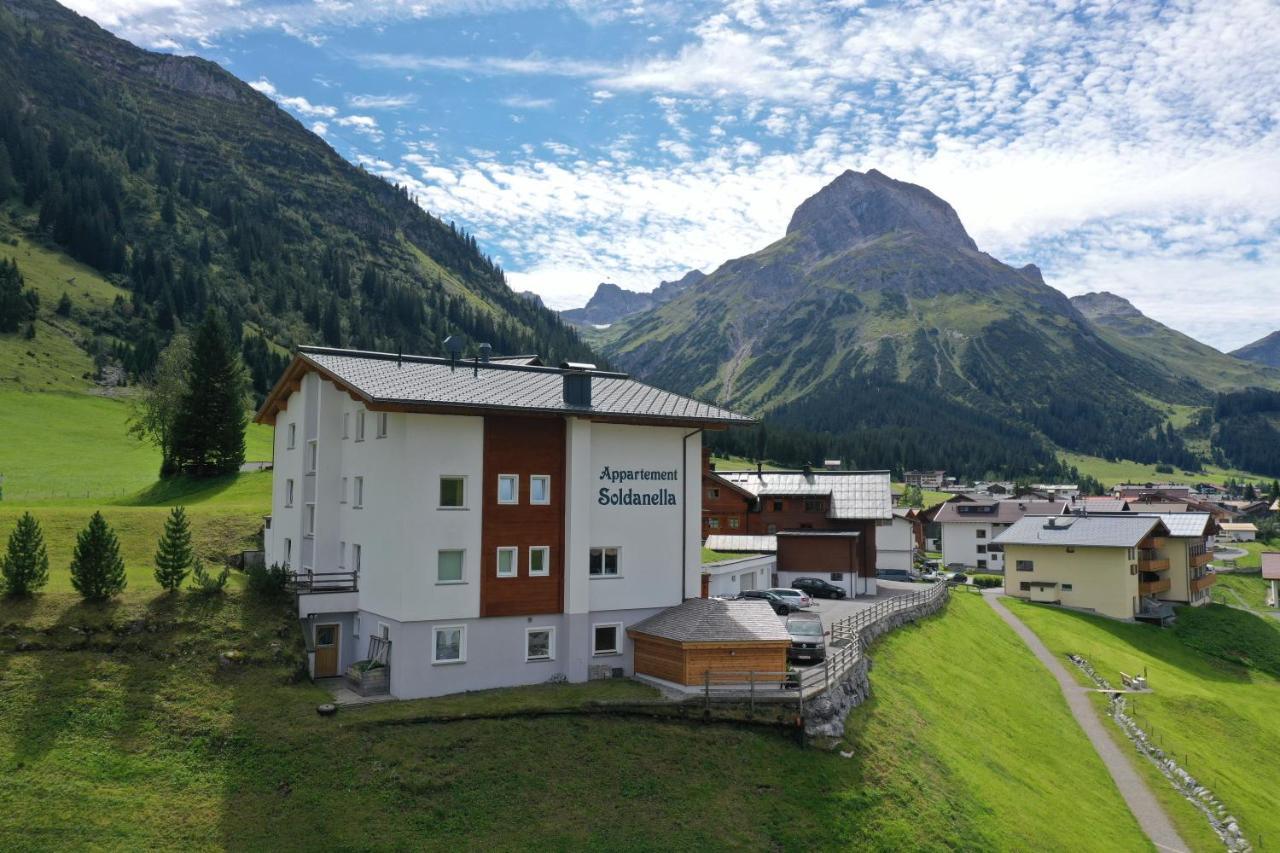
[285,479,295,507]
[496,546,517,578]
[376,412,388,438]
[976,529,987,539]
[355,410,366,442]
[1062,583,1073,592]
[1127,547,1136,560]
[439,476,466,509]
[340,477,348,504]
[976,544,987,554]
[1019,581,1031,591]
[305,503,316,536]
[804,499,826,513]
[529,546,550,577]
[772,500,784,512]
[1066,546,1076,553]
[729,517,740,529]
[1016,560,1034,572]
[707,487,720,499]
[378,622,390,640]
[353,614,360,637]
[338,541,346,570]
[437,549,464,584]
[830,572,844,581]
[351,543,362,574]
[432,625,465,664]
[708,518,720,529]
[283,537,292,567]
[530,475,550,505]
[766,524,778,535]
[353,476,364,509]
[497,474,518,505]
[287,422,296,449]
[592,623,622,656]
[977,559,987,569]
[589,547,619,576]
[306,439,318,473]
[343,412,350,439]
[526,627,555,662]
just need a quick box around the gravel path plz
[983,590,1188,853]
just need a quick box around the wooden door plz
[315,623,340,677]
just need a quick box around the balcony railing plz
[1139,577,1171,595]
[290,569,358,594]
[1190,574,1217,593]
[1189,548,1214,568]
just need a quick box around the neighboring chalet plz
[878,506,924,572]
[996,511,1217,622]
[933,499,1068,571]
[256,345,754,699]
[904,469,946,490]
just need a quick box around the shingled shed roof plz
[255,347,753,427]
[993,515,1169,548]
[628,598,790,644]
[717,470,893,520]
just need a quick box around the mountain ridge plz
[560,269,704,326]
[1232,331,1280,368]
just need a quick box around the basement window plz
[432,625,465,664]
[525,627,555,662]
[592,623,622,656]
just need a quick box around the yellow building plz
[994,514,1212,622]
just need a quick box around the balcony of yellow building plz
[1190,573,1217,594]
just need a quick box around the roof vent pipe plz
[562,365,593,407]
[444,334,464,370]
[479,342,492,363]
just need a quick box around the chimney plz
[478,342,492,363]
[443,334,464,369]
[700,573,710,598]
[560,361,596,407]
[1046,517,1058,529]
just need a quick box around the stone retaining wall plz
[804,585,951,747]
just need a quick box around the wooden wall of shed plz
[630,634,789,685]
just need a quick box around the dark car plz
[791,577,848,599]
[785,614,827,663]
[876,568,922,583]
[738,589,795,615]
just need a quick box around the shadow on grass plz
[116,474,243,507]
[1012,599,1250,684]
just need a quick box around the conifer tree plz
[171,311,248,475]
[70,512,127,601]
[153,506,193,591]
[2,512,49,596]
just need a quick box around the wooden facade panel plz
[631,635,686,683]
[777,536,862,575]
[631,634,789,686]
[480,416,566,617]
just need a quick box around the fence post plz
[704,670,711,713]
[749,671,755,717]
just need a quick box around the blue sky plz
[68,0,1280,350]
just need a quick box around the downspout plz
[682,428,704,601]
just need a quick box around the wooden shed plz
[627,598,791,686]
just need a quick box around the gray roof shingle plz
[293,347,753,426]
[628,598,791,643]
[933,500,1067,524]
[717,470,893,520]
[993,515,1167,548]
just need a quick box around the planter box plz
[345,662,390,696]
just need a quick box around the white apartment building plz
[933,499,1067,571]
[258,346,752,699]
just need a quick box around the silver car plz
[785,615,826,663]
[767,587,813,609]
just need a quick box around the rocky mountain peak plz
[1232,330,1280,368]
[785,169,978,255]
[1070,291,1144,322]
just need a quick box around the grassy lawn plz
[1219,540,1278,571]
[701,547,752,562]
[1061,451,1269,489]
[1212,572,1277,612]
[1010,599,1280,850]
[891,483,951,507]
[0,587,1151,850]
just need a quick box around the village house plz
[932,499,1068,571]
[994,512,1217,622]
[878,506,924,572]
[256,345,753,699]
[904,469,946,490]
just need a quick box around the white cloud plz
[347,93,418,109]
[311,121,329,135]
[336,114,384,141]
[499,95,556,109]
[249,78,338,117]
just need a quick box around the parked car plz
[738,589,795,615]
[876,568,921,583]
[766,587,813,609]
[785,614,827,663]
[790,577,847,599]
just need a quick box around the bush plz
[971,574,1003,589]
[247,561,290,597]
[189,557,229,594]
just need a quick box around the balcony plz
[1137,549,1170,572]
[291,570,359,618]
[1139,577,1171,595]
[1189,549,1214,568]
[1190,574,1217,593]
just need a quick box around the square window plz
[353,476,364,509]
[432,626,465,664]
[976,529,986,539]
[351,543,362,573]
[496,546,517,578]
[285,479,295,507]
[530,475,550,505]
[707,487,720,499]
[355,410,366,442]
[526,627,555,662]
[592,623,621,656]
[497,474,518,504]
[376,412,388,438]
[708,518,720,529]
[1020,581,1031,591]
[1016,560,1034,572]
[977,559,987,569]
[437,549,464,584]
[589,547,619,576]
[529,546,550,577]
[772,500,783,512]
[729,517,740,529]
[440,476,466,508]
[977,544,986,554]
[340,477,348,504]
[287,423,296,449]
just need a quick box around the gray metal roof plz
[704,534,777,552]
[1080,512,1213,537]
[627,598,791,643]
[294,347,752,425]
[992,515,1167,548]
[776,530,861,538]
[933,500,1067,525]
[717,470,893,520]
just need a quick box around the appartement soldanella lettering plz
[597,466,678,484]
